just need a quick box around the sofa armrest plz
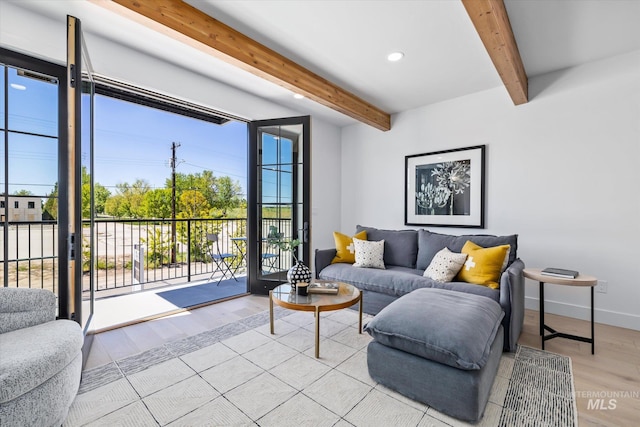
[0,288,57,334]
[499,258,525,351]
[315,248,336,279]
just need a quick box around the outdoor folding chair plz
[261,226,281,274]
[207,233,238,285]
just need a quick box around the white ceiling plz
[8,0,640,128]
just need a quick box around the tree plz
[104,194,126,217]
[81,166,111,218]
[178,190,210,217]
[141,188,172,218]
[43,184,58,220]
[13,189,33,196]
[212,176,243,215]
[94,184,111,216]
[168,171,217,207]
[104,179,151,218]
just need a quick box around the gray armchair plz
[0,288,83,427]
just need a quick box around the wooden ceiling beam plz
[462,0,528,105]
[91,0,391,131]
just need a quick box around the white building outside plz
[0,195,43,222]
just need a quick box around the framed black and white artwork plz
[405,145,485,228]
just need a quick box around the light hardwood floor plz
[85,296,640,426]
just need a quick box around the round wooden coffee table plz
[269,281,362,358]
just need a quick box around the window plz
[14,201,19,208]
[28,201,35,209]
[0,201,4,208]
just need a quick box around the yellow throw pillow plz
[331,231,367,264]
[456,241,510,289]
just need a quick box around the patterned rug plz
[66,309,576,426]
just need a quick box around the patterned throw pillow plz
[352,238,385,269]
[423,248,468,282]
[456,241,510,289]
[331,230,367,264]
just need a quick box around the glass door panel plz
[248,117,310,294]
[80,27,95,330]
[0,54,63,311]
[7,68,58,136]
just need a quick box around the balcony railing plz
[0,220,58,292]
[1,217,292,296]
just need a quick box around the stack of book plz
[308,282,339,294]
[541,267,579,279]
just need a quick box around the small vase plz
[287,261,312,289]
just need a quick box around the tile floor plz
[69,307,522,427]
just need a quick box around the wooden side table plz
[523,268,597,354]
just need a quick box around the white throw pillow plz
[424,248,467,282]
[353,238,386,269]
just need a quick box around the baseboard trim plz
[525,296,640,331]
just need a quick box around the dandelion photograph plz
[405,145,485,228]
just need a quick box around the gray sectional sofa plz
[315,225,525,351]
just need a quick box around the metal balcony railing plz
[1,217,292,296]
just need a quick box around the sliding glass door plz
[248,117,310,294]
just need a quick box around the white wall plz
[0,1,343,270]
[341,51,640,331]
[309,118,342,262]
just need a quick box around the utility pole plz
[170,142,181,265]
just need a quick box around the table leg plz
[540,281,545,350]
[315,306,320,358]
[231,239,246,274]
[591,286,595,355]
[269,290,274,335]
[358,292,363,334]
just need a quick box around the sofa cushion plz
[416,230,518,270]
[331,230,367,264]
[356,225,418,268]
[364,288,504,370]
[424,248,468,282]
[456,241,510,289]
[318,263,499,303]
[0,288,56,334]
[353,238,385,269]
[0,319,83,403]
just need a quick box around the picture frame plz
[405,145,485,228]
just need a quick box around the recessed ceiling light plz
[387,52,404,62]
[10,83,26,90]
[293,93,305,99]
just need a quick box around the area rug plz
[155,276,248,308]
[66,309,576,427]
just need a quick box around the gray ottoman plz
[365,288,504,422]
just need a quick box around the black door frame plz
[0,47,73,318]
[247,116,310,295]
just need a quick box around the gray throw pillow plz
[356,225,418,268]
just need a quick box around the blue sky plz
[92,95,248,197]
[2,66,249,199]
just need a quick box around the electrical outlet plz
[595,280,608,294]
